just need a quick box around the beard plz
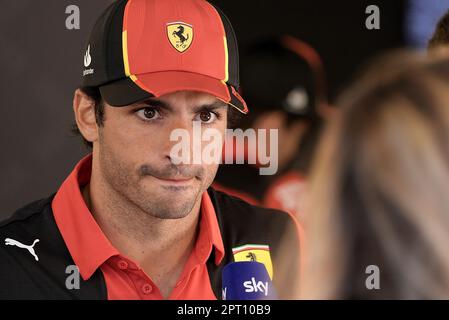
[97,141,214,220]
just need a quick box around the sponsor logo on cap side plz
[84,45,92,67]
[83,44,94,76]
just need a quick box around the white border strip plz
[232,244,270,254]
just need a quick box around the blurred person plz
[405,0,449,49]
[428,9,449,52]
[0,0,300,299]
[213,36,330,220]
[301,52,449,299]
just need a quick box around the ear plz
[73,89,99,144]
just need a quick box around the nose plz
[162,117,197,166]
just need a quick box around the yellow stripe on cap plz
[223,36,229,82]
[122,30,131,77]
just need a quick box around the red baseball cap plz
[82,0,248,114]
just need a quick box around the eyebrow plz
[192,101,228,113]
[139,98,170,109]
[137,98,228,113]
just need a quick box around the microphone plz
[221,261,278,300]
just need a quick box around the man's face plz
[95,91,228,219]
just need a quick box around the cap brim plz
[99,71,248,114]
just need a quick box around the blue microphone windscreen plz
[222,261,278,300]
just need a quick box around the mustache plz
[138,163,204,180]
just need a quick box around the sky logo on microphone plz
[222,261,277,300]
[243,277,269,296]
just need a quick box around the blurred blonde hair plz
[301,52,449,299]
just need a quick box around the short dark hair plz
[428,10,449,50]
[72,88,243,149]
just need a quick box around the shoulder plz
[0,195,60,263]
[209,187,297,230]
[0,195,64,298]
[0,195,55,230]
[0,195,106,299]
[208,187,300,251]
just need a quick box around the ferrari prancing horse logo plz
[232,244,274,280]
[167,22,194,53]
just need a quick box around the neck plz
[82,163,202,297]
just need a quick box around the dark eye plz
[136,107,161,121]
[196,110,217,124]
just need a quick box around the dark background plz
[0,0,441,219]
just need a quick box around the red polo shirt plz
[52,154,225,300]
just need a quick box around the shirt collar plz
[196,188,225,266]
[52,154,224,281]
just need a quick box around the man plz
[214,36,329,220]
[0,0,300,299]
